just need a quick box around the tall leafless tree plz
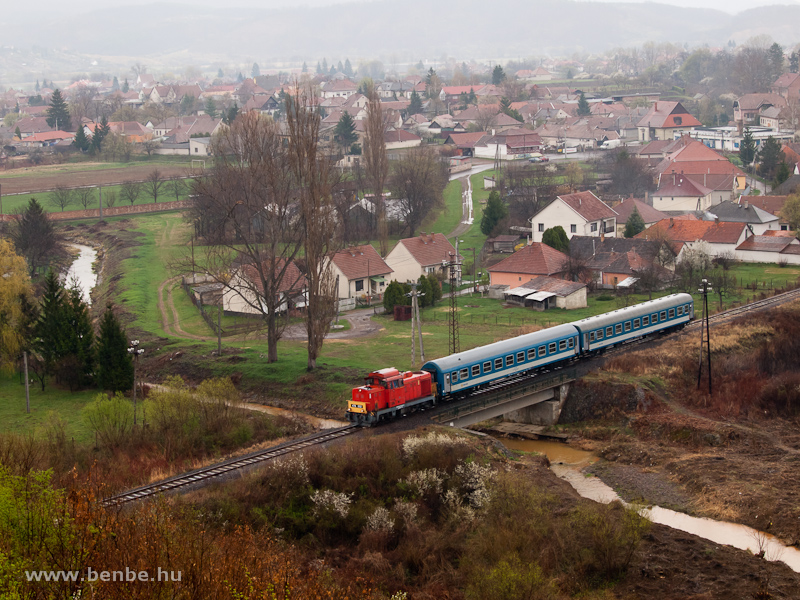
[48,186,76,212]
[389,145,449,236]
[119,181,142,206]
[144,168,166,203]
[363,87,390,256]
[286,84,340,370]
[75,187,96,210]
[185,112,303,363]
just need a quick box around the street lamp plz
[127,339,144,425]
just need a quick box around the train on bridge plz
[347,293,694,426]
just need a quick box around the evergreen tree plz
[96,303,134,392]
[500,97,523,122]
[481,191,508,235]
[14,126,21,140]
[333,111,358,153]
[344,59,353,77]
[217,68,224,78]
[542,226,569,252]
[224,103,239,125]
[577,92,591,116]
[237,72,244,82]
[408,90,423,115]
[35,79,40,92]
[383,280,407,312]
[91,116,110,155]
[11,198,59,276]
[329,65,336,77]
[111,76,119,91]
[251,62,261,78]
[758,136,783,180]
[322,58,328,72]
[60,285,95,390]
[302,61,308,73]
[46,89,71,130]
[791,51,800,74]
[73,125,90,152]
[775,161,791,187]
[122,78,129,93]
[416,275,433,308]
[205,97,218,118]
[769,42,785,82]
[316,61,322,75]
[35,271,66,384]
[740,127,756,166]
[492,65,506,85]
[426,273,442,305]
[624,207,646,238]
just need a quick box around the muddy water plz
[64,244,97,304]
[498,437,800,573]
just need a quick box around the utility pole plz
[128,340,144,426]
[98,186,103,219]
[443,250,461,355]
[23,351,30,414]
[407,283,426,369]
[697,278,713,396]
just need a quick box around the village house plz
[329,245,393,301]
[473,128,542,160]
[735,235,800,265]
[222,259,307,316]
[637,101,701,142]
[529,191,617,244]
[487,242,567,287]
[569,236,675,289]
[636,218,749,261]
[705,200,780,235]
[612,197,667,236]
[502,276,587,310]
[384,233,460,283]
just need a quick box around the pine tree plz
[337,60,344,73]
[542,226,569,252]
[492,65,506,85]
[35,79,40,92]
[481,191,509,235]
[302,61,308,73]
[758,136,783,180]
[775,161,791,187]
[91,116,110,155]
[14,126,21,140]
[577,92,591,116]
[60,285,95,390]
[344,59,353,77]
[322,58,328,72]
[112,76,119,91]
[426,273,442,305]
[334,111,358,153]
[122,78,129,93]
[416,275,433,308]
[46,89,71,130]
[225,103,239,125]
[35,271,67,383]
[96,303,134,392]
[740,127,756,166]
[73,125,90,152]
[11,198,59,276]
[251,62,261,78]
[383,281,407,312]
[408,90,423,115]
[205,98,218,118]
[624,207,646,238]
[316,61,322,75]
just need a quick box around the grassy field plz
[423,179,464,236]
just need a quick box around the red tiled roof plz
[21,130,73,142]
[639,219,745,245]
[520,275,585,296]
[746,196,788,217]
[445,132,487,149]
[557,191,617,221]
[636,101,701,129]
[397,233,458,267]
[655,176,712,198]
[613,197,667,224]
[773,73,800,88]
[763,229,795,237]
[240,259,306,294]
[331,245,392,280]
[384,129,420,143]
[736,236,797,253]
[487,242,567,276]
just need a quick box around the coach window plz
[668,309,675,319]
[568,337,575,348]
[589,331,595,342]
[451,372,458,383]
[660,311,667,321]
[505,355,514,367]
[460,368,469,380]
[624,321,631,332]
[559,340,567,351]
[676,306,683,316]
[606,326,613,337]
[643,315,650,326]
[471,365,480,377]
[483,361,492,373]
[527,349,535,360]
[634,318,640,328]
[494,358,503,370]
[597,329,603,339]
[548,342,557,353]
[517,352,525,363]
[538,345,546,356]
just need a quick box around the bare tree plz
[104,190,117,208]
[363,87,390,256]
[474,105,499,132]
[286,83,340,371]
[69,84,98,126]
[168,178,187,201]
[119,181,142,206]
[142,139,161,156]
[75,187,96,210]
[186,112,303,363]
[48,185,76,212]
[144,168,166,203]
[389,145,448,236]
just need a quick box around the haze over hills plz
[1,0,800,71]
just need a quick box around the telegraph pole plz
[444,251,461,355]
[697,278,713,396]
[407,283,426,369]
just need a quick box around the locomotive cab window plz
[668,308,675,318]
[660,311,667,321]
[459,368,468,380]
[527,349,535,360]
[471,365,480,377]
[559,340,567,351]
[633,318,640,328]
[642,315,650,326]
[483,361,492,373]
[505,355,514,367]
[615,324,622,335]
[548,342,557,353]
[494,358,503,370]
[538,345,546,356]
[517,352,525,363]
[624,321,631,332]
[606,326,613,337]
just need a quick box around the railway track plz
[689,285,800,328]
[102,425,358,507]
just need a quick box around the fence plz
[421,310,560,329]
[0,199,192,223]
[180,280,264,337]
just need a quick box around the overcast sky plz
[14,0,800,17]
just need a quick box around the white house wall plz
[384,243,424,283]
[734,250,800,264]
[530,199,615,243]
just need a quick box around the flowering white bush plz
[401,431,468,458]
[405,468,445,496]
[455,461,495,508]
[394,500,418,527]
[268,454,309,485]
[311,489,353,519]
[365,506,394,533]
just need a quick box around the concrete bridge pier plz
[503,382,571,426]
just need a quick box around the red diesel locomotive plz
[347,368,436,426]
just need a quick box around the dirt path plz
[448,176,473,238]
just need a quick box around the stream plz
[498,437,800,573]
[64,244,98,305]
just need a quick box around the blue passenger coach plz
[421,323,580,399]
[572,293,694,353]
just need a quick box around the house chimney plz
[672,170,676,185]
[654,101,658,111]
[744,201,749,210]
[670,217,674,227]
[645,191,650,206]
[429,234,434,243]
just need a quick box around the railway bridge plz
[431,368,577,428]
